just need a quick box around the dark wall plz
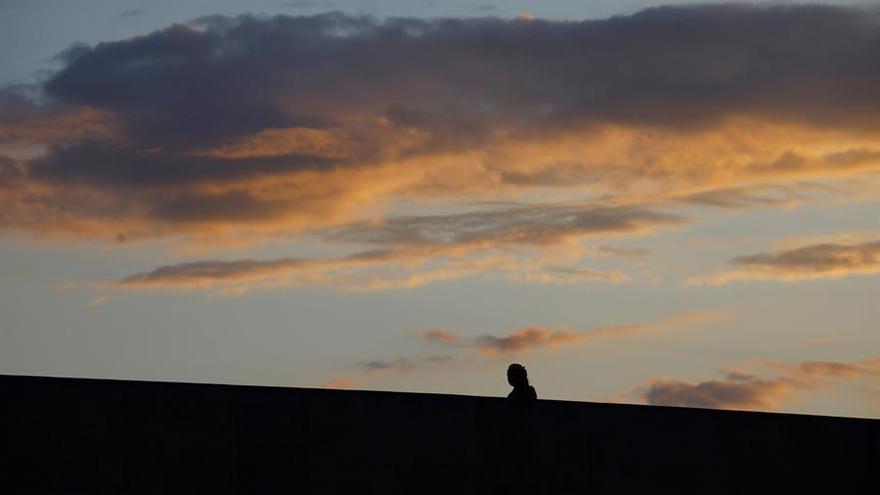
[2,374,877,494]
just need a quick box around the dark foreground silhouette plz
[2,374,877,494]
[507,362,538,400]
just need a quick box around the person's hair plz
[507,363,529,387]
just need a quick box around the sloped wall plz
[2,375,877,494]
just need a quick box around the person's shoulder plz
[528,386,537,399]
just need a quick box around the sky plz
[1,1,879,419]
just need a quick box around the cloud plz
[327,203,684,248]
[89,294,109,307]
[112,203,681,293]
[474,310,725,355]
[644,375,792,410]
[632,357,880,411]
[4,5,880,247]
[118,9,143,18]
[28,140,341,189]
[678,185,797,210]
[476,327,587,354]
[0,154,22,189]
[360,358,417,375]
[595,245,649,259]
[319,377,359,389]
[0,91,117,145]
[506,267,631,284]
[355,355,455,378]
[41,5,880,150]
[421,329,460,343]
[687,237,880,285]
[335,312,722,387]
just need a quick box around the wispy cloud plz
[359,358,417,376]
[420,329,460,343]
[89,294,109,307]
[687,236,880,286]
[109,203,681,293]
[117,9,143,18]
[331,311,725,388]
[426,310,728,355]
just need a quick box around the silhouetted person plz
[507,363,537,400]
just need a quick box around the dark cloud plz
[42,5,880,152]
[28,140,339,189]
[44,22,329,149]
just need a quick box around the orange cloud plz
[3,6,880,250]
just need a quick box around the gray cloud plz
[688,239,880,285]
[360,358,416,375]
[357,355,454,376]
[641,357,880,410]
[28,140,340,189]
[644,375,789,410]
[118,9,143,18]
[326,204,685,247]
[113,203,681,291]
[680,186,795,209]
[734,241,880,272]
[41,5,880,152]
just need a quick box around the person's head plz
[507,363,529,388]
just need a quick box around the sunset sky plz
[1,0,878,419]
